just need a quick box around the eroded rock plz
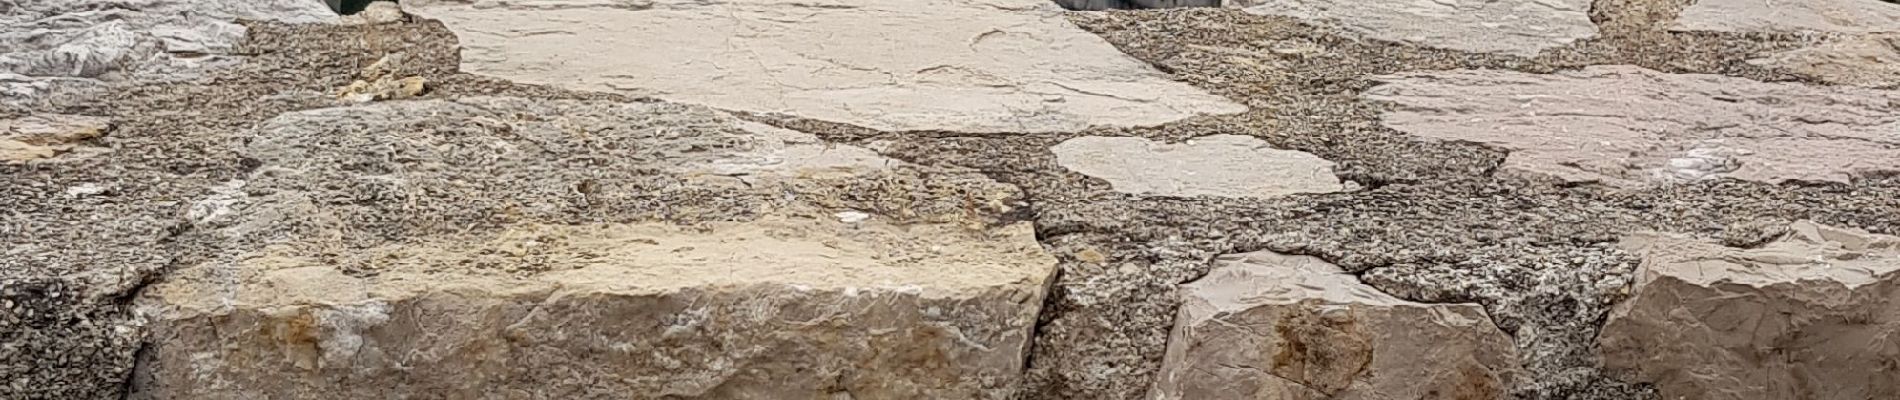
[1152,251,1518,399]
[1050,135,1343,199]
[402,0,1243,133]
[1236,0,1597,56]
[1601,221,1900,400]
[129,97,1057,399]
[1,114,111,163]
[1366,65,1900,187]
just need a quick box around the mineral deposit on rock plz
[1050,135,1343,199]
[1235,0,1597,57]
[1600,221,1900,400]
[401,0,1243,133]
[1671,0,1900,34]
[1366,65,1900,187]
[1151,251,1518,399]
[128,97,1057,398]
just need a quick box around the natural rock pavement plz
[5,0,1900,399]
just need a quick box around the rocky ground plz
[4,0,1899,399]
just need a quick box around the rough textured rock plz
[340,1,407,25]
[1,114,111,163]
[1601,221,1900,400]
[0,0,336,107]
[1670,0,1900,34]
[1151,251,1518,399]
[1050,135,1344,199]
[1055,0,1222,11]
[402,0,1244,133]
[1366,65,1900,187]
[128,97,1057,399]
[1750,34,1900,88]
[1235,0,1597,56]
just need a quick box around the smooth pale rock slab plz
[402,0,1244,133]
[1050,135,1343,198]
[129,97,1057,399]
[1151,251,1518,399]
[1670,0,1900,34]
[1,114,112,163]
[1235,0,1597,57]
[1601,221,1900,400]
[1366,65,1900,187]
[1750,34,1900,87]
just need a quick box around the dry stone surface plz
[1051,135,1344,199]
[1,114,111,163]
[1600,221,1900,400]
[1235,0,1597,56]
[401,0,1244,133]
[1671,0,1900,34]
[1366,65,1900,187]
[1151,251,1518,399]
[1750,34,1900,88]
[127,97,1056,398]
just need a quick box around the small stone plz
[341,1,406,25]
[835,211,870,223]
[1051,135,1343,199]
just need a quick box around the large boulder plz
[1050,135,1344,199]
[401,0,1243,133]
[127,97,1058,399]
[1235,0,1597,56]
[1151,251,1518,399]
[1600,221,1900,400]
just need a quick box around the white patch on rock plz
[1366,65,1900,187]
[1152,251,1519,399]
[1670,0,1900,34]
[1601,221,1900,400]
[1234,0,1597,57]
[1050,135,1342,199]
[403,0,1244,133]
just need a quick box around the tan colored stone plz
[1050,135,1343,199]
[1236,0,1597,57]
[1751,34,1900,88]
[1366,65,1900,187]
[403,0,1243,133]
[1,114,111,163]
[1151,251,1518,400]
[129,97,1057,399]
[1601,221,1900,400]
[1671,0,1900,34]
[341,1,407,25]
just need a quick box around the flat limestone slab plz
[129,97,1058,399]
[1601,221,1900,400]
[1151,251,1518,399]
[403,0,1243,133]
[1670,0,1900,34]
[1235,0,1597,57]
[1366,65,1900,187]
[1050,135,1343,199]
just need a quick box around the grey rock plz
[1601,221,1900,400]
[1236,0,1597,57]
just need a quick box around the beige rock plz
[1151,251,1518,400]
[1050,135,1343,199]
[129,97,1057,399]
[1750,34,1900,88]
[1236,0,1597,57]
[402,0,1243,133]
[1366,65,1900,187]
[338,54,427,102]
[341,1,407,24]
[1670,0,1900,34]
[1601,221,1900,400]
[1,114,111,163]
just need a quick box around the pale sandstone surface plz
[1670,0,1900,34]
[1600,221,1900,400]
[401,0,1244,133]
[128,97,1057,399]
[1050,135,1344,199]
[0,0,337,107]
[1,114,111,163]
[1151,251,1518,399]
[1366,65,1900,187]
[1750,34,1900,88]
[1234,0,1597,57]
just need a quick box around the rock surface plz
[1365,65,1900,187]
[0,0,337,107]
[1,114,111,163]
[1050,135,1343,199]
[1151,250,1518,399]
[402,0,1244,133]
[1600,221,1900,400]
[1670,0,1900,34]
[1750,34,1900,88]
[127,97,1057,399]
[1236,0,1597,56]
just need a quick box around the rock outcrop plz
[1236,0,1597,56]
[1151,251,1518,399]
[1050,135,1344,199]
[1366,65,1900,187]
[401,0,1243,133]
[1600,221,1900,400]
[128,98,1058,398]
